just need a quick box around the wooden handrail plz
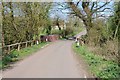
[2,40,39,54]
[3,40,33,47]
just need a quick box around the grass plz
[1,42,49,69]
[13,42,49,59]
[72,43,120,79]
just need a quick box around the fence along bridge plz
[1,40,39,54]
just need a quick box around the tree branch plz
[92,2,109,14]
[76,0,81,6]
[92,14,111,19]
[67,2,84,19]
[82,2,92,17]
[97,8,111,12]
[91,2,95,11]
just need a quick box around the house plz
[52,20,66,30]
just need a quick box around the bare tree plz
[66,1,111,33]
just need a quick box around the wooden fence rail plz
[1,34,59,55]
[1,40,40,55]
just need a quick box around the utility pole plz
[1,2,5,47]
[0,2,3,60]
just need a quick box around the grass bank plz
[1,42,49,69]
[72,43,120,79]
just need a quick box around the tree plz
[2,2,52,45]
[52,17,65,31]
[57,1,113,45]
[66,1,111,33]
[2,2,20,44]
[109,2,120,39]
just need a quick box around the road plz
[74,29,87,38]
[2,31,91,78]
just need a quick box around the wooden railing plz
[1,40,40,54]
[1,34,59,55]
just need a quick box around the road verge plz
[1,42,49,70]
[72,43,119,78]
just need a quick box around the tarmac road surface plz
[2,31,91,78]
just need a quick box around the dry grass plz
[87,39,118,62]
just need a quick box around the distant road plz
[74,29,87,38]
[3,32,91,78]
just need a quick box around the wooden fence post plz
[39,39,41,43]
[18,43,20,51]
[26,42,28,47]
[31,41,33,46]
[8,45,10,54]
[36,40,38,44]
[3,40,38,53]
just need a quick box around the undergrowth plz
[73,43,120,79]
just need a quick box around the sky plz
[49,2,69,21]
[49,1,115,21]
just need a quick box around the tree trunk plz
[57,23,61,31]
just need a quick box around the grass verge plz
[1,42,49,69]
[72,43,120,79]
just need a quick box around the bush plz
[51,30,61,35]
[51,27,75,38]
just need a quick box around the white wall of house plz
[52,23,66,30]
